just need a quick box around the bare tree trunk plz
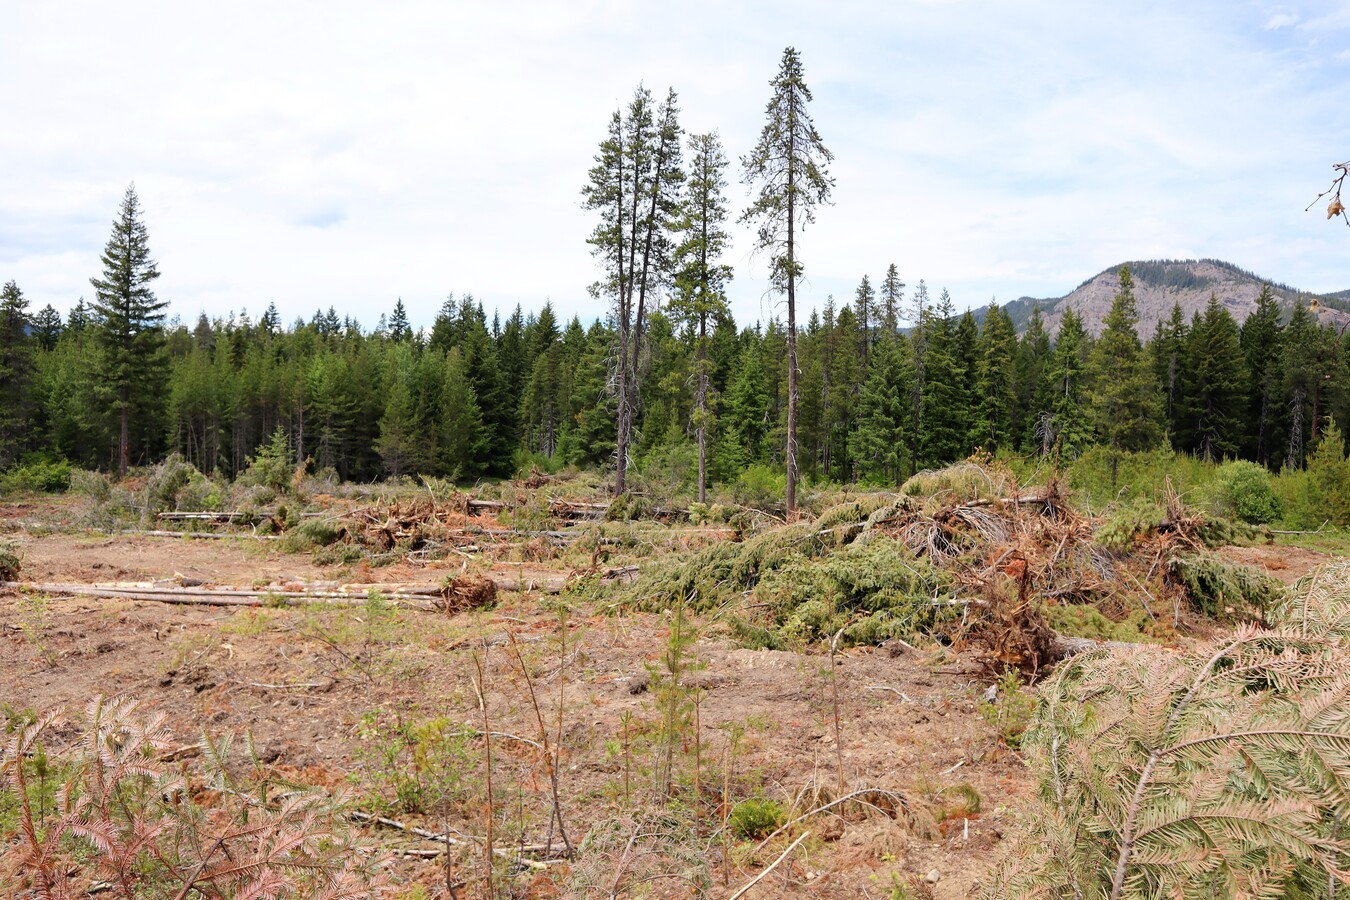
[696,323,708,504]
[785,171,798,518]
[118,394,130,477]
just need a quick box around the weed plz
[728,796,785,838]
[977,670,1037,749]
[0,543,20,582]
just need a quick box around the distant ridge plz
[995,259,1350,337]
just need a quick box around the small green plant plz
[239,427,295,493]
[354,712,475,815]
[728,796,784,839]
[0,542,19,581]
[978,670,1037,749]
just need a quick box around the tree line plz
[2,242,1347,496]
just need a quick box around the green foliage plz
[239,426,294,493]
[0,458,71,496]
[1094,498,1166,552]
[732,462,786,510]
[0,543,19,581]
[1046,604,1156,644]
[279,518,343,553]
[977,670,1037,749]
[1210,459,1282,524]
[354,712,476,815]
[987,563,1350,898]
[1304,421,1350,527]
[728,796,784,839]
[1167,550,1285,618]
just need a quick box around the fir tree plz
[1089,266,1160,487]
[1150,303,1188,439]
[388,298,412,343]
[670,130,733,502]
[1045,307,1093,458]
[90,184,167,475]
[854,334,913,484]
[31,304,63,352]
[582,85,684,494]
[854,274,875,364]
[918,291,965,467]
[0,281,33,466]
[1240,284,1284,466]
[880,263,905,336]
[441,347,486,477]
[1014,305,1051,449]
[741,46,834,516]
[973,302,1017,453]
[1178,294,1246,460]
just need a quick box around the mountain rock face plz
[1002,259,1350,337]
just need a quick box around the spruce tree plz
[582,85,684,494]
[1015,305,1051,449]
[1150,303,1188,440]
[1179,294,1246,461]
[880,263,905,337]
[973,302,1017,453]
[1089,266,1160,487]
[670,130,733,502]
[1240,284,1284,466]
[1045,307,1093,457]
[0,281,33,466]
[741,46,834,516]
[854,274,875,364]
[854,334,913,484]
[441,347,486,477]
[388,298,412,343]
[918,291,965,466]
[90,184,167,475]
[31,304,63,351]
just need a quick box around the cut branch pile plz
[611,461,1282,671]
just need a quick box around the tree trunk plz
[785,161,798,518]
[118,393,130,477]
[696,317,708,504]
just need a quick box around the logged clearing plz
[0,467,1340,898]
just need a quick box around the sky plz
[2,0,1348,332]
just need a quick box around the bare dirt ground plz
[1,498,1340,898]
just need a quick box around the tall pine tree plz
[90,184,167,475]
[741,46,834,516]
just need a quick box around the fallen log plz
[120,529,281,541]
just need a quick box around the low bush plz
[1209,459,1281,524]
[0,459,71,496]
[728,796,784,839]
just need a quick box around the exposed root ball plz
[439,575,497,614]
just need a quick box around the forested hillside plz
[2,257,1348,492]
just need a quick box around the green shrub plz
[0,459,72,495]
[732,463,786,511]
[1211,460,1281,524]
[238,427,294,493]
[728,797,784,839]
[0,543,19,581]
[1305,421,1350,527]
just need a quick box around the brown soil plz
[0,502,1030,898]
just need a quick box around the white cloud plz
[1,0,1347,329]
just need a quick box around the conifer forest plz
[3,44,1350,900]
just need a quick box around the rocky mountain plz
[999,259,1350,337]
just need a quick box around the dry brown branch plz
[727,830,810,899]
